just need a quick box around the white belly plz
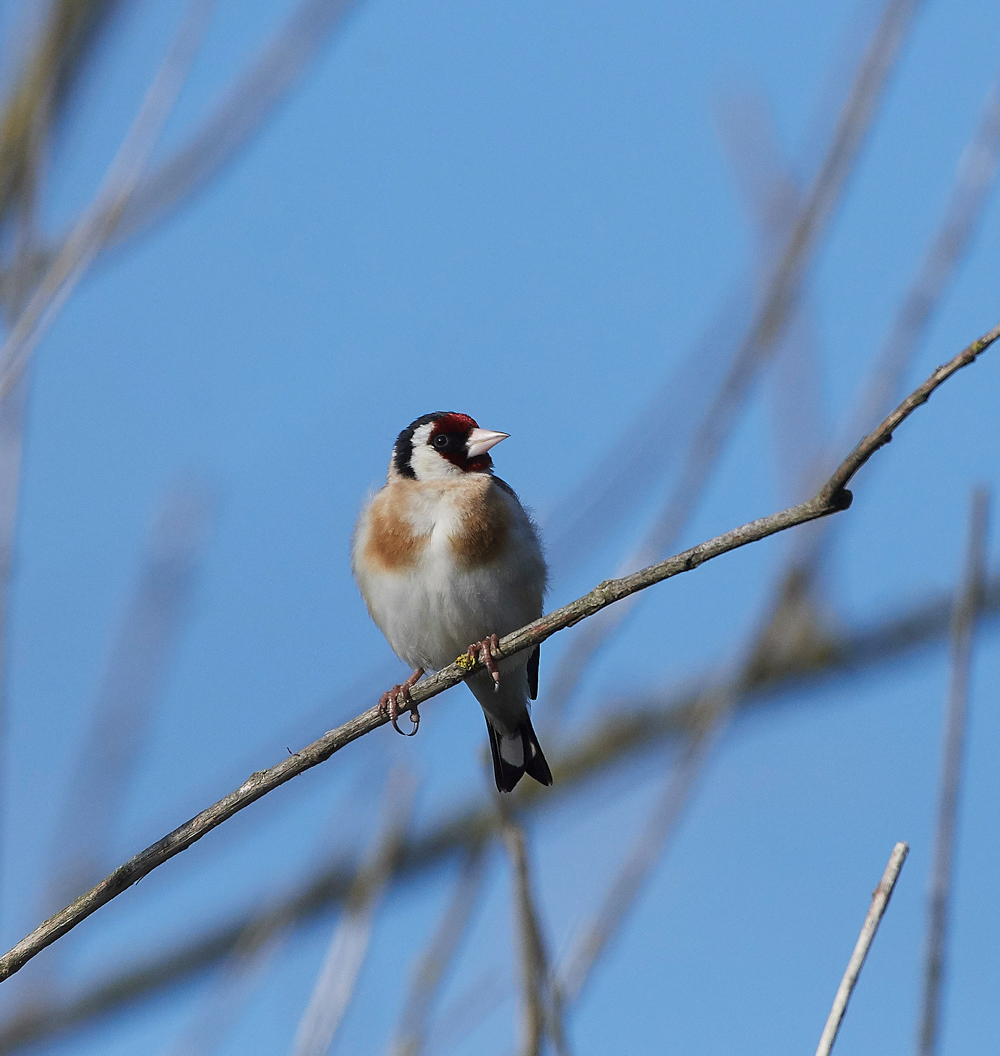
[352,479,544,673]
[356,532,537,671]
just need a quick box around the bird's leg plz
[467,633,501,691]
[378,667,425,736]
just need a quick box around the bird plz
[352,411,552,793]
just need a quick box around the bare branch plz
[0,317,993,985]
[0,569,998,1049]
[916,489,990,1056]
[501,819,547,1056]
[544,0,922,724]
[815,842,909,1056]
[843,77,1000,448]
[788,65,1000,574]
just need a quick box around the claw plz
[377,668,424,736]
[467,634,501,691]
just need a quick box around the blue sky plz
[1,0,999,1053]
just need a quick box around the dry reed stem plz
[814,842,909,1056]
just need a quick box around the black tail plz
[486,714,553,793]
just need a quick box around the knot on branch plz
[829,488,853,512]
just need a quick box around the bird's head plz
[391,412,509,481]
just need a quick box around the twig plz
[916,489,989,1056]
[0,0,118,229]
[789,67,1000,574]
[500,816,567,1056]
[0,575,997,1051]
[0,318,994,984]
[289,770,415,1056]
[815,842,909,1056]
[842,78,1000,450]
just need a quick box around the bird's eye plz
[432,434,450,449]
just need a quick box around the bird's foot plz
[467,634,501,692]
[378,668,424,736]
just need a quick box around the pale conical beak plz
[466,428,509,459]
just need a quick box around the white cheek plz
[410,444,463,481]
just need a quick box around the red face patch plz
[430,412,479,435]
[429,413,492,473]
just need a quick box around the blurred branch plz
[916,489,989,1056]
[554,704,727,1008]
[815,842,909,1056]
[0,317,994,984]
[544,0,921,725]
[544,0,920,578]
[0,0,216,397]
[500,817,567,1056]
[1,572,999,1050]
[106,0,361,250]
[842,75,1000,448]
[0,0,121,232]
[787,65,1000,576]
[290,770,415,1056]
[390,847,488,1056]
[48,481,214,906]
[158,915,292,1056]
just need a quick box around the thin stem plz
[814,842,909,1056]
[916,489,990,1056]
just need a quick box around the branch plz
[0,320,995,985]
[0,0,119,231]
[1,573,999,1050]
[814,842,909,1056]
[916,489,989,1056]
[501,820,547,1056]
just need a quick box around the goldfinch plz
[352,412,552,792]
